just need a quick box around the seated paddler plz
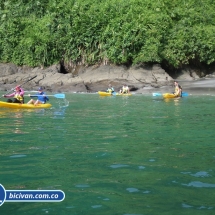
[107,84,115,94]
[27,87,49,105]
[3,85,25,103]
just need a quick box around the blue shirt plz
[30,92,49,103]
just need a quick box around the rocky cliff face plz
[0,63,205,93]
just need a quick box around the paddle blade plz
[54,94,65,99]
[152,93,162,96]
[182,92,188,97]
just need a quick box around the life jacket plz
[174,86,180,97]
[107,88,112,93]
[14,93,24,102]
[107,87,114,93]
[122,86,128,93]
[178,85,182,97]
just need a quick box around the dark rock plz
[3,63,214,94]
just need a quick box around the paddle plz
[152,92,188,97]
[1,75,37,98]
[46,94,65,99]
[152,93,163,97]
[30,94,65,99]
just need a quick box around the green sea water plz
[0,93,215,215]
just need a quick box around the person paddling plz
[119,84,130,94]
[173,81,182,97]
[27,87,49,105]
[107,84,115,94]
[3,86,25,103]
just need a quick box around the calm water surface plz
[0,93,215,215]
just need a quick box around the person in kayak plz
[107,84,115,94]
[173,81,182,97]
[27,87,49,105]
[3,86,25,103]
[119,84,130,94]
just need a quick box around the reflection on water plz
[182,203,193,208]
[53,107,67,119]
[182,203,213,210]
[75,184,90,188]
[181,171,211,178]
[138,166,145,169]
[0,109,33,134]
[91,205,102,208]
[56,98,69,108]
[1,94,215,215]
[0,110,8,118]
[126,188,139,193]
[110,164,129,168]
[182,181,215,188]
[13,111,25,134]
[10,154,27,158]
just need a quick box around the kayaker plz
[3,86,25,103]
[173,81,182,97]
[107,84,115,94]
[27,87,49,105]
[178,83,183,97]
[119,84,130,94]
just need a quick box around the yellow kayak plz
[98,91,132,96]
[98,91,112,96]
[163,93,179,98]
[0,101,52,109]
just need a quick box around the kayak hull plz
[0,101,52,109]
[153,92,188,97]
[116,93,132,96]
[98,91,132,96]
[98,91,112,96]
[163,93,179,98]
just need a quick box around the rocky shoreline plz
[0,63,215,95]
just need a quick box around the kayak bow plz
[0,101,52,109]
[162,93,178,98]
[98,91,112,96]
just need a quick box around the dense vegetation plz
[0,0,215,71]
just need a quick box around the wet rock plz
[3,62,215,95]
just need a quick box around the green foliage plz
[0,0,215,69]
[161,0,215,67]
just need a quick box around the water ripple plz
[10,154,27,158]
[182,203,213,210]
[142,191,151,194]
[182,203,193,208]
[182,181,215,188]
[91,205,102,208]
[138,166,145,169]
[75,184,90,188]
[181,171,211,178]
[110,164,129,168]
[126,188,139,193]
